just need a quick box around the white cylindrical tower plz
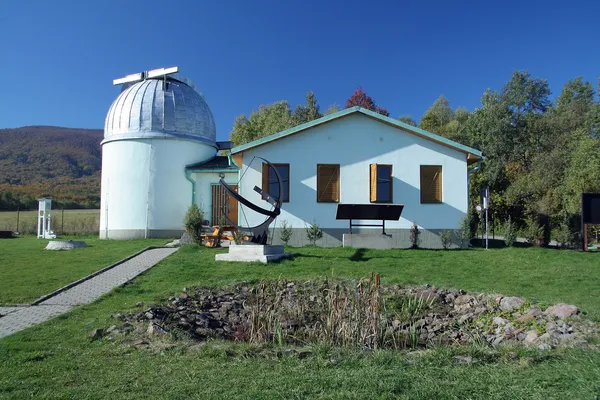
[100,74,217,239]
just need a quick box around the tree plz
[325,104,341,115]
[292,91,323,125]
[398,115,416,126]
[230,93,325,146]
[345,87,389,116]
[419,95,455,133]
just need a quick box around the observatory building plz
[100,67,238,239]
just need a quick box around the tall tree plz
[325,104,341,115]
[345,87,389,116]
[229,101,295,146]
[419,95,455,133]
[292,91,323,125]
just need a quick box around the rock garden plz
[96,274,599,352]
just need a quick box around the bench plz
[200,225,238,247]
[335,204,404,235]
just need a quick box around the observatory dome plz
[104,77,216,145]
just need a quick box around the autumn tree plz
[345,87,389,116]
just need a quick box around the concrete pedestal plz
[215,244,291,263]
[343,234,393,249]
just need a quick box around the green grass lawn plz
[1,245,599,399]
[0,236,168,304]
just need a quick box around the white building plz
[100,69,483,247]
[230,107,483,248]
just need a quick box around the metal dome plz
[103,77,216,146]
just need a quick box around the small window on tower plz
[370,164,393,203]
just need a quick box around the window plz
[420,165,442,203]
[370,164,393,203]
[317,164,340,202]
[262,163,289,202]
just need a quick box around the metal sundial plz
[219,157,283,245]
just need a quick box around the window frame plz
[370,164,393,203]
[420,165,443,204]
[316,164,340,203]
[262,163,290,203]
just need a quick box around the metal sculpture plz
[219,157,283,245]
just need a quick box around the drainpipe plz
[185,169,196,205]
[467,160,483,240]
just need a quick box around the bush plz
[554,224,580,249]
[457,216,471,248]
[503,219,517,247]
[184,204,204,245]
[440,230,452,250]
[523,218,544,247]
[279,220,293,246]
[410,223,421,249]
[305,219,323,246]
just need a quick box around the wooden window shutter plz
[370,164,377,202]
[261,163,269,198]
[317,164,340,202]
[420,166,442,203]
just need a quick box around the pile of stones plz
[99,281,599,350]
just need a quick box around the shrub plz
[440,230,452,250]
[279,220,293,246]
[523,218,544,246]
[503,219,517,247]
[554,224,580,249]
[305,219,323,246]
[184,204,204,245]
[457,216,471,248]
[410,223,421,249]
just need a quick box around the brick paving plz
[0,247,178,339]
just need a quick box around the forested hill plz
[0,126,103,210]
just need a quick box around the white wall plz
[237,113,468,231]
[193,171,239,224]
[100,138,215,238]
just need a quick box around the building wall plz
[237,113,469,248]
[99,138,215,239]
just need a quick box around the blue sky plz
[1,0,598,141]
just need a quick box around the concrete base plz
[343,234,394,249]
[215,244,291,264]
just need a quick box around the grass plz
[0,235,168,304]
[0,245,599,399]
[0,209,100,235]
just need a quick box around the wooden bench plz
[201,225,238,247]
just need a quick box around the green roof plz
[185,155,239,172]
[231,106,484,161]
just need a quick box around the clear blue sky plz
[1,0,598,141]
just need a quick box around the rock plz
[517,314,535,324]
[499,296,525,311]
[524,330,538,344]
[144,311,154,320]
[147,323,168,336]
[538,343,551,351]
[506,352,518,361]
[452,355,474,364]
[106,325,118,334]
[179,231,194,245]
[136,301,144,308]
[45,240,88,251]
[455,295,475,306]
[526,307,542,317]
[492,336,504,345]
[392,319,402,330]
[89,328,104,340]
[298,350,312,359]
[492,316,509,326]
[545,304,578,319]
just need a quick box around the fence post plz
[61,208,64,235]
[16,206,20,233]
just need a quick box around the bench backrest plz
[335,204,404,221]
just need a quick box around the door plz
[211,184,238,226]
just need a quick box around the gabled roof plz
[231,106,484,164]
[185,155,239,172]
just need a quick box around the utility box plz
[37,198,56,239]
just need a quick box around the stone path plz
[0,247,178,339]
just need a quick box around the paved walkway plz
[0,247,178,339]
